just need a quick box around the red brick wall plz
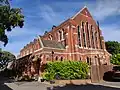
[18,7,110,65]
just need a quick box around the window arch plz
[86,22,90,48]
[87,57,91,65]
[79,57,81,61]
[77,25,81,46]
[82,22,86,47]
[60,57,63,61]
[55,56,58,61]
[58,31,62,41]
[61,29,64,40]
[95,31,98,49]
[91,25,95,48]
[63,30,67,46]
[87,57,89,64]
[49,34,53,40]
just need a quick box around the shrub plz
[42,61,89,80]
[111,54,120,65]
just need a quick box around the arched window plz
[58,31,62,41]
[60,57,63,61]
[77,25,81,46]
[79,57,81,61]
[63,30,67,46]
[91,25,95,48]
[86,22,90,48]
[87,57,89,64]
[87,57,91,65]
[95,31,98,49]
[61,29,64,40]
[55,56,58,61]
[82,22,86,47]
[49,34,53,40]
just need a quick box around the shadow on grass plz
[47,84,120,90]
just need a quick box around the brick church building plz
[17,6,111,77]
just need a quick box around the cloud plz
[1,26,44,56]
[39,5,62,25]
[2,40,28,56]
[88,0,120,20]
[2,0,120,57]
[101,24,120,42]
[6,27,42,37]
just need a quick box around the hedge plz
[111,54,120,65]
[42,61,89,80]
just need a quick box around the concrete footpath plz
[4,81,51,90]
[92,81,120,89]
[3,81,120,90]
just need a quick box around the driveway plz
[97,81,120,88]
[1,81,120,90]
[5,81,51,90]
[0,76,120,90]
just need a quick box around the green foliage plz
[0,0,24,46]
[105,41,120,55]
[0,50,16,69]
[42,61,89,80]
[111,54,120,65]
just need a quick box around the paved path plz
[97,81,120,88]
[5,82,51,90]
[1,81,120,90]
[1,76,120,90]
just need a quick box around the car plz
[112,66,120,80]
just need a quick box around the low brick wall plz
[54,79,91,85]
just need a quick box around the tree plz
[0,0,24,46]
[111,54,120,65]
[0,50,16,69]
[105,41,120,55]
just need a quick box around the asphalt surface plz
[1,76,120,90]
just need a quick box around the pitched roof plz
[39,37,65,49]
[71,6,93,19]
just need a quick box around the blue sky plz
[0,0,120,56]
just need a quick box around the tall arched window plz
[77,25,81,46]
[86,22,90,48]
[82,22,86,47]
[91,25,95,48]
[95,31,98,49]
[87,57,91,65]
[62,29,67,46]
[87,57,90,64]
[58,31,62,41]
[61,29,64,40]
[49,34,53,40]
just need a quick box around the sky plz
[0,0,120,56]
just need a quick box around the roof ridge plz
[71,6,88,19]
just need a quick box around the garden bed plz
[39,79,91,85]
[54,79,91,85]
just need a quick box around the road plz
[98,81,120,88]
[0,76,120,90]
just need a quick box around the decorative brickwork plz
[17,6,111,77]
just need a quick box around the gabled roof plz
[71,6,93,19]
[39,36,65,49]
